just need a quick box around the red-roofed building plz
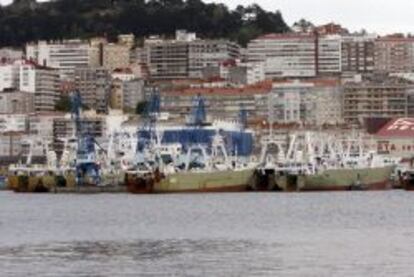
[373,118,414,157]
[314,23,349,35]
[160,84,272,121]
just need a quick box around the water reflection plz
[2,191,414,276]
[0,239,284,276]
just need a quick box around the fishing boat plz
[257,131,397,192]
[152,134,257,193]
[126,93,258,193]
[298,133,397,191]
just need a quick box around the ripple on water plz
[1,191,414,276]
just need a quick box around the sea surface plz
[1,191,414,276]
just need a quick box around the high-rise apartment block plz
[268,79,343,126]
[110,78,144,112]
[0,62,20,91]
[374,35,414,73]
[19,62,60,112]
[343,77,413,124]
[0,91,34,114]
[26,40,92,80]
[103,44,130,72]
[0,48,23,63]
[145,30,240,79]
[74,67,111,113]
[247,33,342,79]
[341,35,375,74]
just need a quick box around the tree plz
[293,18,314,33]
[0,0,290,47]
[55,94,72,112]
[135,101,147,115]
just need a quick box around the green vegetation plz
[55,94,72,112]
[135,100,147,115]
[0,0,290,47]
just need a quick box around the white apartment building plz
[306,85,343,125]
[0,48,23,63]
[269,81,313,123]
[29,113,64,139]
[0,114,28,133]
[111,68,137,81]
[0,63,20,91]
[26,40,92,80]
[227,62,266,85]
[110,78,144,111]
[268,79,343,125]
[248,34,317,79]
[0,91,34,114]
[0,134,23,157]
[244,62,266,85]
[19,62,60,112]
[247,33,342,79]
[318,35,342,74]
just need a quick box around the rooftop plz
[376,118,414,138]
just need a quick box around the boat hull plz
[401,171,414,191]
[153,169,255,193]
[299,166,395,191]
[125,173,156,194]
[11,175,55,193]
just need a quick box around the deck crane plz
[70,90,101,186]
[136,90,161,163]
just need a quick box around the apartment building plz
[0,114,28,133]
[247,33,341,79]
[343,77,413,124]
[145,31,240,79]
[317,35,342,74]
[248,33,317,78]
[111,68,137,81]
[341,35,376,74]
[28,112,64,139]
[53,115,104,139]
[0,62,20,91]
[74,67,111,113]
[0,134,24,158]
[103,43,131,71]
[202,61,266,85]
[228,63,266,85]
[0,48,23,63]
[26,40,92,80]
[118,34,135,49]
[52,113,105,153]
[161,85,270,121]
[19,62,60,112]
[374,35,414,73]
[110,78,144,112]
[306,84,343,125]
[268,79,343,126]
[0,91,34,114]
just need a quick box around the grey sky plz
[205,0,414,34]
[1,0,413,34]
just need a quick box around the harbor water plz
[1,191,414,276]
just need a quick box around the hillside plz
[0,0,290,47]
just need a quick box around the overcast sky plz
[1,0,413,35]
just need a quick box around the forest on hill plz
[0,0,290,47]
